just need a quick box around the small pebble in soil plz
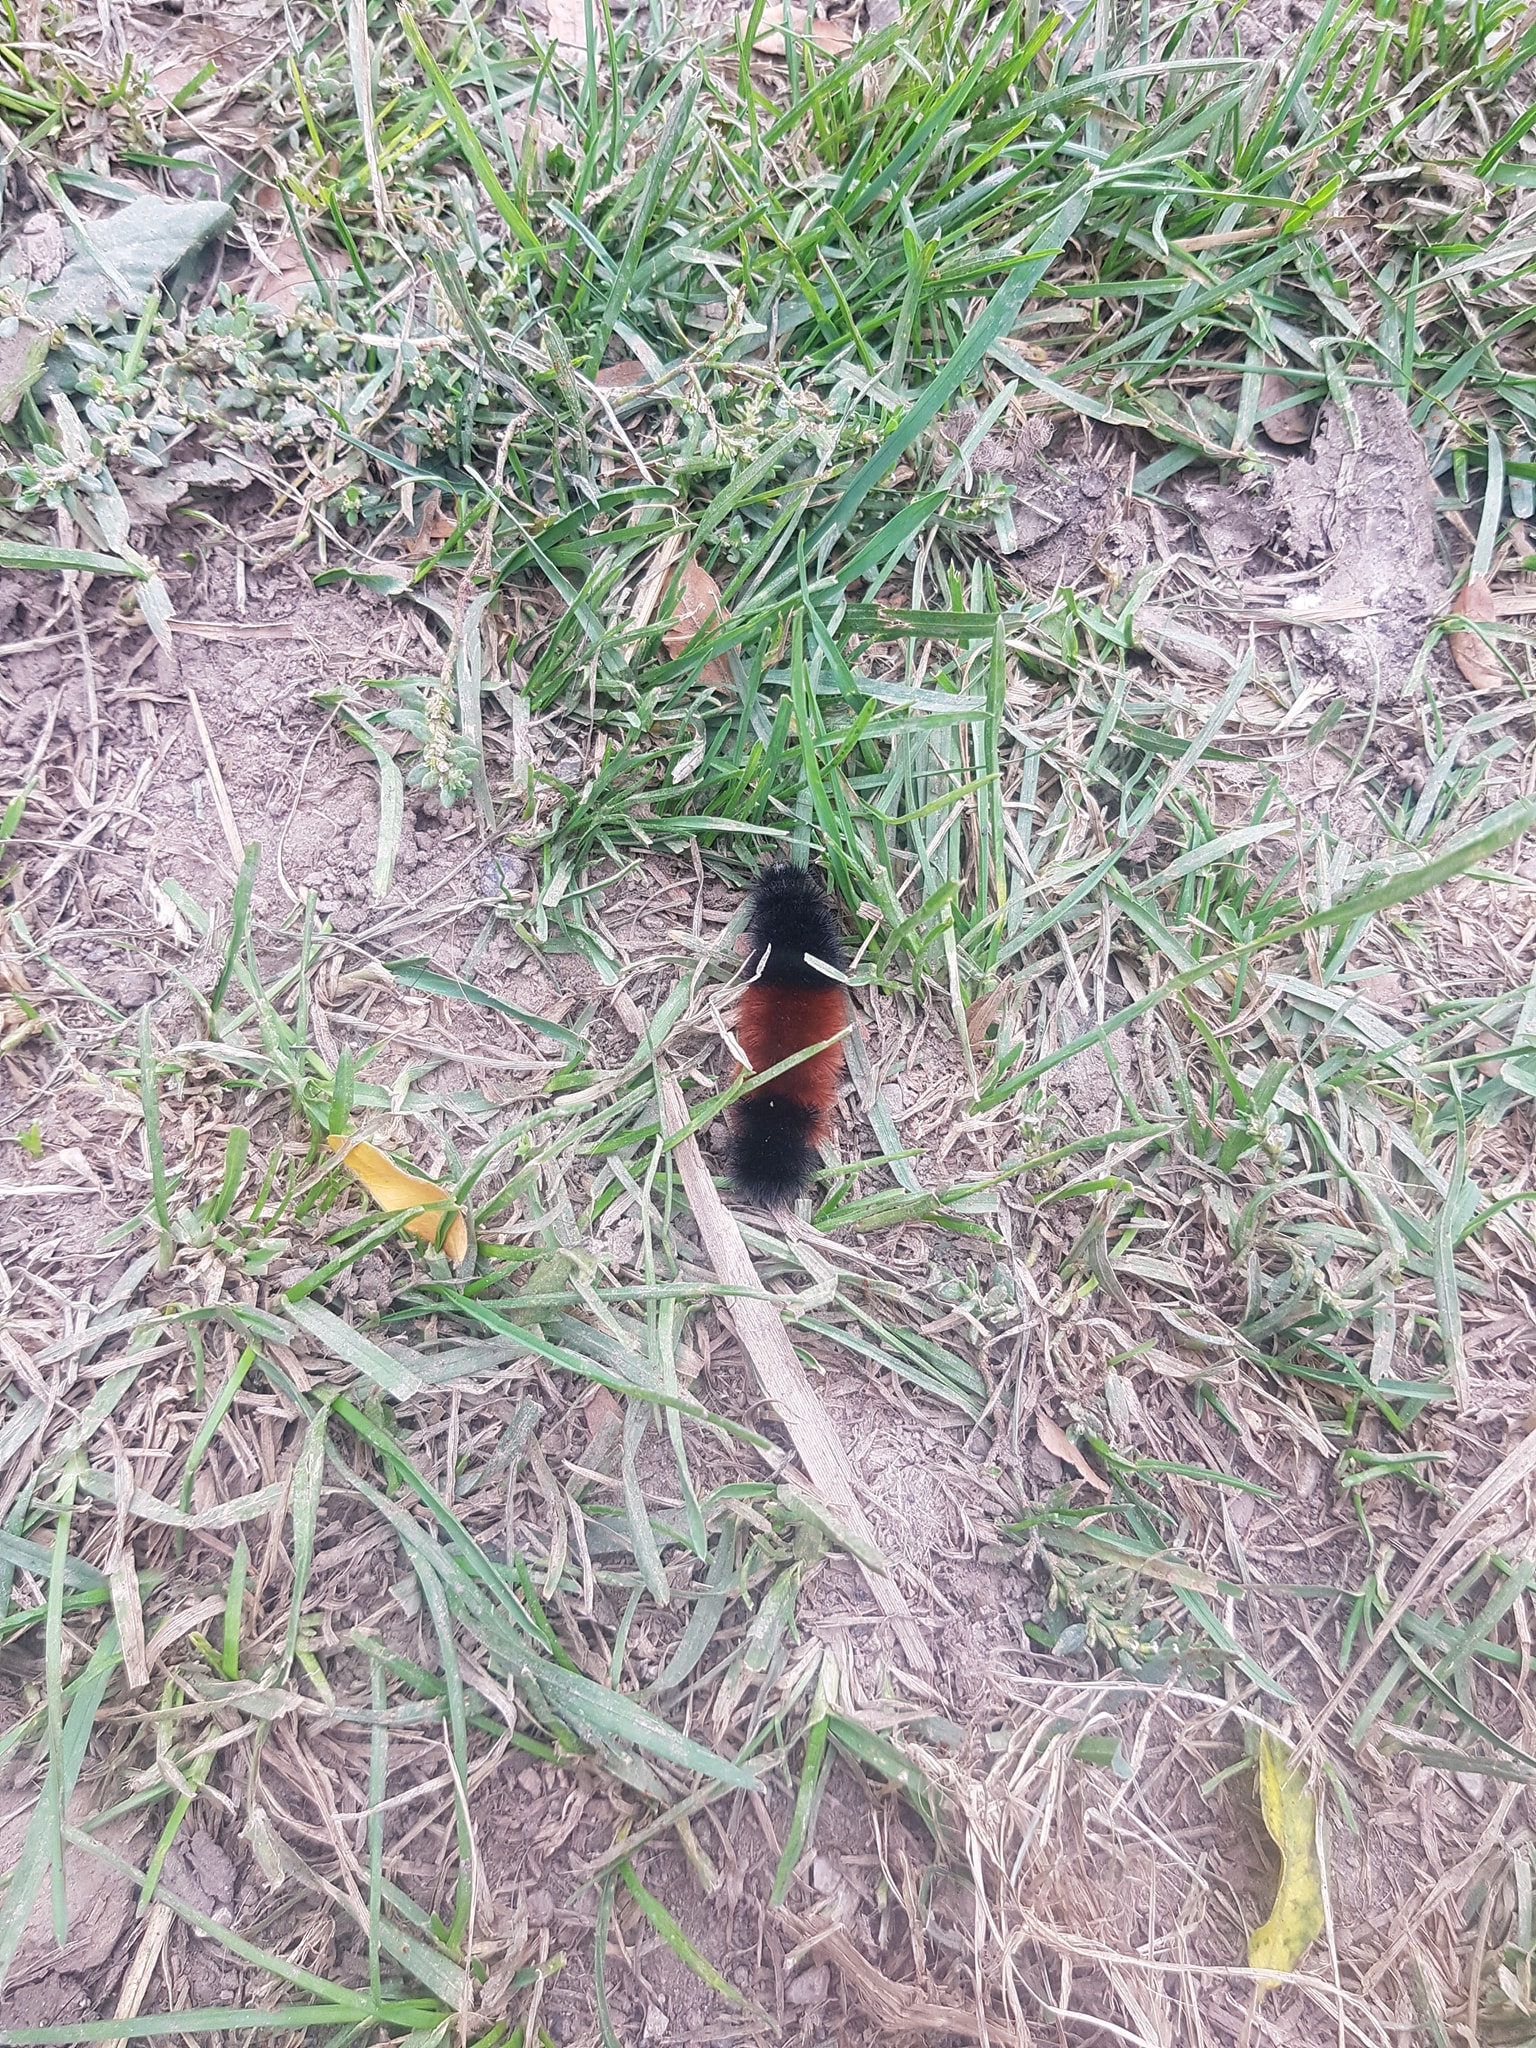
[108,968,157,1007]
[787,1965,830,2005]
[480,852,530,898]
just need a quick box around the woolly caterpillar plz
[729,863,848,1207]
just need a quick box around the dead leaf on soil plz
[1248,1728,1326,1989]
[0,1795,145,2016]
[782,1919,1010,2043]
[663,556,725,654]
[0,318,49,423]
[662,556,732,683]
[1132,605,1234,677]
[327,1134,468,1260]
[1448,573,1504,690]
[248,235,342,317]
[964,987,1004,1053]
[149,58,217,105]
[1258,369,1311,446]
[0,937,31,994]
[594,360,650,390]
[546,0,589,60]
[121,452,258,523]
[401,489,461,559]
[749,6,855,54]
[584,1385,624,1444]
[1036,1411,1111,1494]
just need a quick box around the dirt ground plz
[4,356,1536,2045]
[3,0,1536,2032]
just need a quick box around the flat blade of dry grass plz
[657,1065,932,1672]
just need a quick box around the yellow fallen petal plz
[327,1134,468,1262]
[1248,1728,1326,1990]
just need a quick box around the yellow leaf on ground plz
[1448,574,1503,691]
[327,1134,468,1261]
[1248,1728,1326,1989]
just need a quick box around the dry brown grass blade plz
[99,1902,174,2048]
[1295,1422,1536,1764]
[1448,573,1504,689]
[167,616,310,640]
[630,531,687,630]
[657,1070,934,1672]
[785,1918,1011,2042]
[181,672,247,868]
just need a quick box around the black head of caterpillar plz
[745,862,845,987]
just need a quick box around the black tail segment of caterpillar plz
[730,863,848,1208]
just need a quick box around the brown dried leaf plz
[1,1798,146,2014]
[150,59,214,105]
[594,359,649,390]
[1036,1411,1111,1494]
[1258,370,1311,446]
[0,937,31,995]
[546,0,588,59]
[781,1919,1009,2042]
[964,988,1004,1053]
[249,236,342,318]
[750,6,855,54]
[399,488,460,559]
[327,1134,468,1261]
[662,557,727,658]
[812,16,855,51]
[584,1385,624,1445]
[1449,573,1503,690]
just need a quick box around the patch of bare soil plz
[0,1788,146,2032]
[1268,386,1448,704]
[939,410,1145,593]
[0,528,592,1317]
